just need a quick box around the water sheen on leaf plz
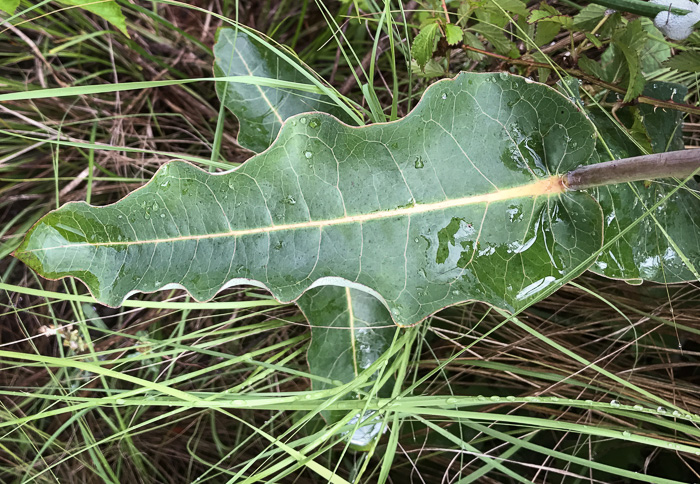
[14,73,603,327]
[589,82,700,282]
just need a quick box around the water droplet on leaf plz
[304,151,313,159]
[610,400,621,407]
[506,204,523,223]
[308,118,320,128]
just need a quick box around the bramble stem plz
[565,150,700,191]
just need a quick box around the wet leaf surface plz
[15,72,603,327]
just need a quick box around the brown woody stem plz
[564,150,700,191]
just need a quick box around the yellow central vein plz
[30,176,565,252]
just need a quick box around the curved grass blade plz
[14,72,603,327]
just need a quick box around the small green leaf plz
[529,3,574,29]
[471,23,519,57]
[663,50,700,72]
[585,32,603,48]
[462,31,485,61]
[0,0,19,14]
[58,0,128,36]
[412,22,440,70]
[573,4,608,30]
[214,28,350,153]
[613,20,647,102]
[410,58,445,78]
[578,55,608,80]
[444,23,463,45]
[301,286,397,447]
[535,21,561,46]
[491,0,529,18]
[529,9,558,23]
[640,19,671,73]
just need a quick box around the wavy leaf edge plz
[14,71,601,326]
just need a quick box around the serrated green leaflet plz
[14,73,603,327]
[214,28,350,153]
[59,0,128,36]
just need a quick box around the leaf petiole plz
[565,149,700,190]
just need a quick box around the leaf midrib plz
[24,175,565,253]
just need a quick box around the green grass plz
[1,0,700,482]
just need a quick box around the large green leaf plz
[589,82,700,282]
[14,72,603,327]
[214,28,349,153]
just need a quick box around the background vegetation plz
[1,0,700,482]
